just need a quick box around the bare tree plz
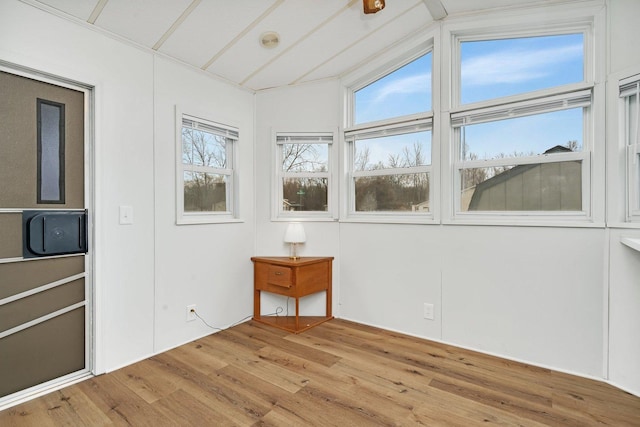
[182,128,227,168]
[402,141,424,167]
[564,140,580,151]
[182,128,228,211]
[282,144,324,172]
[354,145,371,171]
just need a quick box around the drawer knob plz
[275,272,282,275]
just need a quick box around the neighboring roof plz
[467,145,574,210]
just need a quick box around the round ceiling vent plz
[260,31,280,49]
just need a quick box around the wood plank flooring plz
[1,319,639,426]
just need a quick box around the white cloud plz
[371,73,432,103]
[461,43,582,86]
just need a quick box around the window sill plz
[341,213,436,225]
[607,222,640,229]
[621,237,640,252]
[444,216,605,228]
[272,217,338,223]
[273,211,337,222]
[176,217,244,225]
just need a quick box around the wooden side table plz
[251,256,334,333]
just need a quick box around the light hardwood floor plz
[1,319,639,426]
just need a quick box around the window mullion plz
[282,171,330,179]
[456,152,585,170]
[187,165,232,175]
[353,166,431,177]
[452,88,592,128]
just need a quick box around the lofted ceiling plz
[27,0,568,91]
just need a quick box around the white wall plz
[152,57,255,353]
[3,0,639,397]
[254,81,341,316]
[253,3,613,381]
[254,84,606,379]
[339,222,606,378]
[605,0,640,395]
[608,0,640,74]
[340,223,606,376]
[0,1,254,373]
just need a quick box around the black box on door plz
[22,210,88,258]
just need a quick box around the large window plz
[275,133,334,219]
[177,113,238,224]
[620,75,640,220]
[345,50,433,220]
[451,31,592,218]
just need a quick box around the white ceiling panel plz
[94,0,192,48]
[35,0,99,21]
[440,0,562,14]
[298,3,432,85]
[206,0,348,86]
[27,0,584,91]
[158,0,278,69]
[243,0,426,90]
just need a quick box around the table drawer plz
[267,265,292,288]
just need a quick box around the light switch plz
[119,205,133,225]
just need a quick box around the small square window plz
[275,133,335,219]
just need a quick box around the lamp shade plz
[284,222,306,243]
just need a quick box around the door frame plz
[0,61,95,410]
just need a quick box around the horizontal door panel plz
[0,278,84,332]
[0,307,85,397]
[0,256,84,299]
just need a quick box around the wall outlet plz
[186,304,197,322]
[423,303,434,320]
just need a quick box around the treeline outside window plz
[347,122,432,213]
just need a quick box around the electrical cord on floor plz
[192,306,284,332]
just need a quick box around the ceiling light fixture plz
[260,31,280,49]
[363,0,385,14]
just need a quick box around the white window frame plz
[176,108,240,225]
[272,130,338,221]
[620,75,640,221]
[342,35,437,224]
[443,11,604,225]
[345,116,434,221]
[451,90,592,217]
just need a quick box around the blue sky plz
[355,53,432,125]
[461,34,583,104]
[354,33,585,165]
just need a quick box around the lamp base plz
[289,242,300,259]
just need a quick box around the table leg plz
[326,262,333,317]
[254,289,260,320]
[295,297,300,331]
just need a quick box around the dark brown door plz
[0,70,89,399]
